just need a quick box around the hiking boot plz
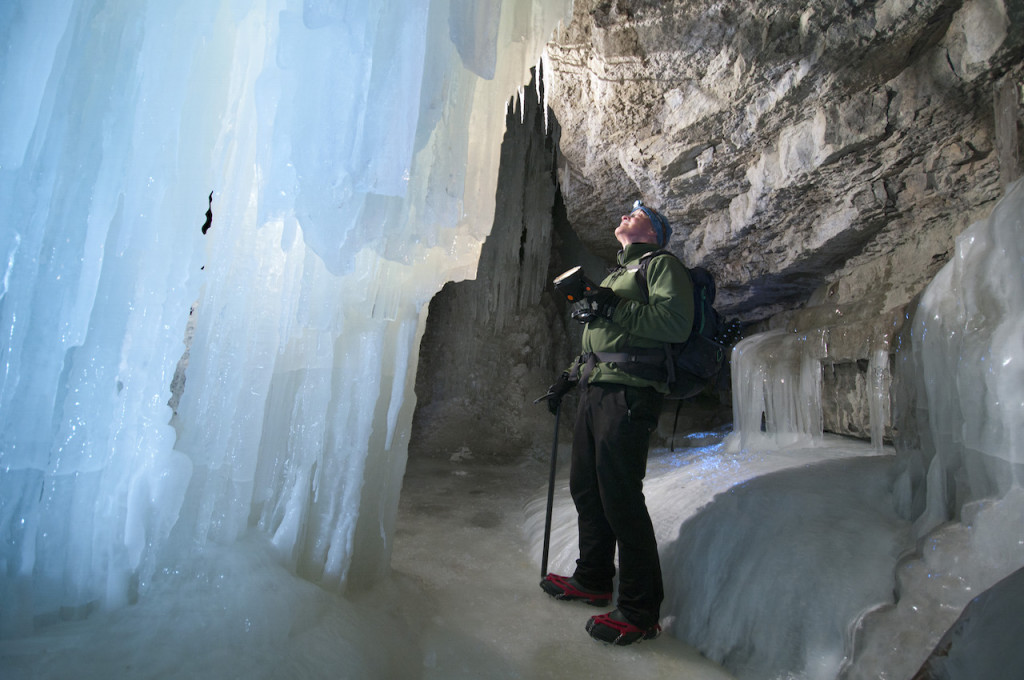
[585,609,661,646]
[539,573,612,607]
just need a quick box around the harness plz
[568,249,730,449]
[569,349,668,387]
[570,250,681,385]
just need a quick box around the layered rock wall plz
[546,0,1020,318]
[543,0,1022,438]
[412,0,1022,452]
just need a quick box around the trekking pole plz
[541,402,561,579]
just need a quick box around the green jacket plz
[576,243,694,393]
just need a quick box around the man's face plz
[615,208,658,245]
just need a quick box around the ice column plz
[0,0,571,635]
[728,328,826,451]
[895,176,1024,537]
[868,347,891,450]
[846,180,1024,680]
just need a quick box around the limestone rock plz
[544,0,1022,327]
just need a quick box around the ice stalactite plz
[727,328,826,451]
[0,0,571,636]
[867,347,891,451]
[847,177,1024,678]
[893,177,1024,538]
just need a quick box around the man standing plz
[541,200,693,645]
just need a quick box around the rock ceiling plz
[543,0,1022,325]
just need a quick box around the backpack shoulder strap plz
[635,250,721,341]
[631,249,676,304]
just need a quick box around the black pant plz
[569,381,664,628]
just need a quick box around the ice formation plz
[847,177,1024,679]
[533,179,1024,679]
[2,0,1022,676]
[0,0,571,637]
[672,179,1024,679]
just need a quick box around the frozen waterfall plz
[674,177,1024,678]
[0,0,570,637]
[2,1,1023,679]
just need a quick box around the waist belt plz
[573,348,669,386]
[591,349,665,365]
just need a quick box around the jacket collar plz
[616,242,663,266]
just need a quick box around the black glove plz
[571,287,621,324]
[545,372,576,415]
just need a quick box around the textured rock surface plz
[410,5,1023,677]
[414,0,1022,449]
[544,0,1022,327]
[411,83,571,460]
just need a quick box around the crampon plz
[585,609,661,646]
[539,573,611,607]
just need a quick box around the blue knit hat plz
[632,199,673,247]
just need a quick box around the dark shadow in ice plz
[661,455,910,680]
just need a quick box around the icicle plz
[868,347,891,450]
[540,50,550,134]
[728,329,824,452]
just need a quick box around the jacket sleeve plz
[610,254,693,343]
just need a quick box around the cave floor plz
[390,453,736,680]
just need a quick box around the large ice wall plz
[892,176,1024,535]
[0,0,570,636]
[670,178,1024,679]
[847,177,1024,678]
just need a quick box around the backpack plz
[632,249,729,400]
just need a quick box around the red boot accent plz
[586,610,661,645]
[539,573,612,606]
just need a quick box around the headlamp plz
[629,199,671,246]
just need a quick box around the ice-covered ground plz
[4,426,1022,680]
[0,427,900,680]
[1,442,742,680]
[387,450,739,680]
[531,432,908,680]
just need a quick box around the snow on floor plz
[524,431,905,680]
[0,443,736,680]
[1,430,901,680]
[389,451,737,680]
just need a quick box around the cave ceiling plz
[543,0,1023,325]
